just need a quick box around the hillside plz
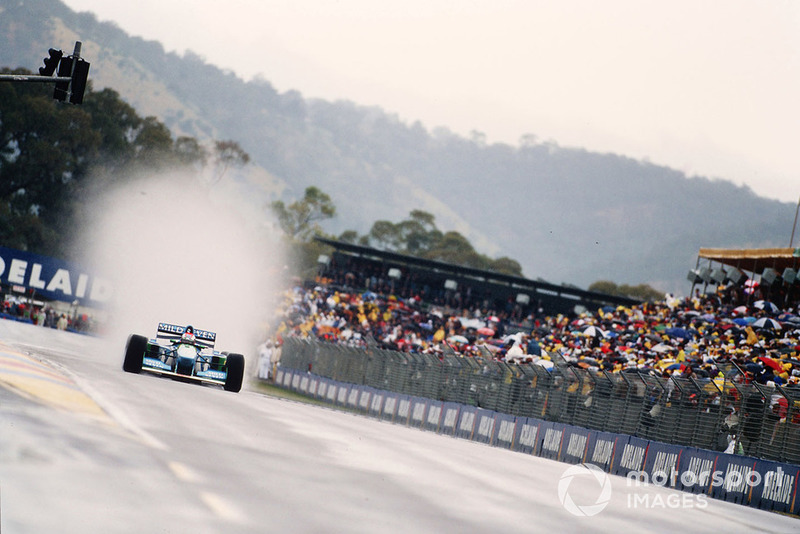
[1,0,795,294]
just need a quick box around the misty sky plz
[61,0,799,204]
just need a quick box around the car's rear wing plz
[157,322,216,348]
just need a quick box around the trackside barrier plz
[560,426,591,465]
[279,337,800,464]
[271,366,800,517]
[493,414,517,450]
[440,403,461,437]
[423,401,443,433]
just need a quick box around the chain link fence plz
[278,337,800,465]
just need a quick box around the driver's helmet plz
[181,325,196,343]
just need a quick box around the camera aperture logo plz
[557,463,613,517]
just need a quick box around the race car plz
[122,322,245,392]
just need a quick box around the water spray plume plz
[80,169,285,370]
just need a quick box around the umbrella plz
[502,332,524,344]
[744,279,759,294]
[535,360,554,370]
[733,306,748,315]
[487,315,501,323]
[476,327,495,337]
[582,326,607,339]
[732,317,757,326]
[651,343,676,353]
[754,300,780,315]
[758,356,784,372]
[745,363,762,374]
[447,335,469,344]
[753,317,782,331]
[665,327,691,339]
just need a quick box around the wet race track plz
[1,320,799,533]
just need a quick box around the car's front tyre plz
[224,353,245,392]
[123,334,147,373]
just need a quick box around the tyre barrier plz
[272,366,800,517]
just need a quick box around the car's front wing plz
[142,357,227,385]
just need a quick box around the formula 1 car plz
[122,322,245,392]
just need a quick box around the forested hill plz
[1,0,794,294]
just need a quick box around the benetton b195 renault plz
[122,322,245,392]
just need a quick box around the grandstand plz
[690,247,799,306]
[315,236,639,318]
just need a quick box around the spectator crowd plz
[270,277,800,390]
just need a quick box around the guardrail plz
[278,337,800,466]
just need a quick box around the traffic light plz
[53,56,72,102]
[69,58,90,104]
[52,54,90,104]
[39,48,63,76]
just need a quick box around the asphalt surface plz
[1,319,798,533]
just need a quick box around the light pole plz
[791,194,800,248]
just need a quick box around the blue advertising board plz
[493,414,517,449]
[584,431,617,471]
[538,422,566,461]
[641,441,682,488]
[395,395,413,426]
[368,390,385,417]
[610,436,648,477]
[749,459,800,515]
[455,406,478,440]
[710,454,759,506]
[381,392,399,422]
[472,409,497,444]
[676,447,717,495]
[409,397,429,428]
[422,401,444,433]
[559,426,591,464]
[439,403,461,436]
[513,417,543,455]
[0,246,111,306]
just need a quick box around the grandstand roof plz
[316,236,640,308]
[698,247,800,274]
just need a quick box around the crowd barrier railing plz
[277,337,800,466]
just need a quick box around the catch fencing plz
[278,337,800,466]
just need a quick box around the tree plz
[337,230,360,244]
[175,136,207,167]
[210,140,250,183]
[0,70,238,256]
[397,209,441,254]
[270,186,336,241]
[423,231,482,266]
[489,256,523,277]
[588,280,663,302]
[367,220,402,250]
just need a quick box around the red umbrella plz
[477,327,495,336]
[758,356,783,372]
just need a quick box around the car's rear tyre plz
[123,334,147,373]
[224,353,245,392]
